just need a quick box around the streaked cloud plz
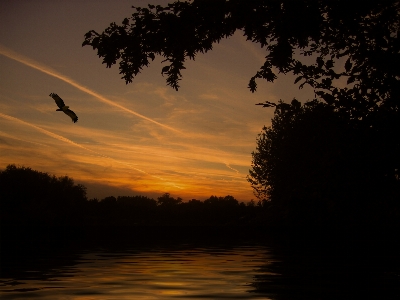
[0,112,183,190]
[0,44,182,134]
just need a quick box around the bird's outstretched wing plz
[255,101,276,107]
[49,93,78,123]
[49,93,65,109]
[64,109,78,123]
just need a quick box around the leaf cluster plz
[83,0,399,115]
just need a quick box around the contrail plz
[0,112,183,188]
[0,44,182,134]
[224,162,240,174]
[0,130,49,147]
[0,112,96,152]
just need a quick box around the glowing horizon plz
[0,112,184,190]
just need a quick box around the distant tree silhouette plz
[0,164,296,229]
[83,0,399,117]
[115,195,158,226]
[204,195,239,207]
[247,200,256,207]
[248,100,400,226]
[157,193,182,206]
[117,195,157,209]
[187,199,203,206]
[102,196,117,204]
[0,164,87,226]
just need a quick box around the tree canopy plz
[248,100,400,226]
[83,0,400,117]
[0,164,87,226]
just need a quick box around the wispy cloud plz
[0,112,96,152]
[0,44,182,134]
[224,162,240,174]
[0,112,182,189]
[0,130,49,147]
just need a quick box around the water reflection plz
[1,237,399,300]
[1,241,275,299]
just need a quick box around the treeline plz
[0,165,266,228]
[2,161,398,232]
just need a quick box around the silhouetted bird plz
[50,93,78,123]
[255,101,276,107]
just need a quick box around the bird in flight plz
[49,93,78,123]
[255,101,276,107]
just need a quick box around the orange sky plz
[0,0,314,201]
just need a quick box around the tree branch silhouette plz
[83,0,400,117]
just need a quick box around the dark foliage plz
[248,100,400,226]
[0,165,266,229]
[83,0,400,118]
[0,164,87,226]
[85,193,264,227]
[157,192,182,206]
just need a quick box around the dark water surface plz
[1,231,400,300]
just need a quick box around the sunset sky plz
[0,0,314,201]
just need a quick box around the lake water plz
[1,234,400,299]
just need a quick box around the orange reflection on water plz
[0,245,275,300]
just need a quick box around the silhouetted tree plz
[83,0,399,117]
[248,100,400,226]
[204,195,239,207]
[157,193,182,206]
[0,164,87,226]
[101,196,117,204]
[247,200,256,207]
[117,195,157,208]
[187,198,203,206]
